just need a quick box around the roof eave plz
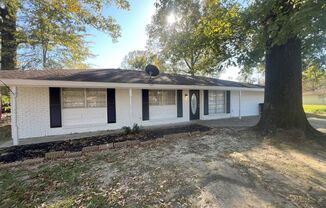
[0,78,265,92]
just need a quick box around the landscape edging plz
[0,139,144,169]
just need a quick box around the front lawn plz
[1,128,325,207]
[304,104,326,114]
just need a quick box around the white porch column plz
[239,90,242,119]
[129,88,133,126]
[10,86,18,145]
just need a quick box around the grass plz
[0,159,104,207]
[304,104,326,114]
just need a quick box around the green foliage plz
[239,0,326,74]
[132,123,141,134]
[303,65,326,91]
[122,123,142,135]
[303,105,326,114]
[121,50,149,70]
[1,95,10,113]
[147,0,239,76]
[122,126,132,135]
[121,50,168,71]
[1,0,130,69]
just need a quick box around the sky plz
[86,0,241,81]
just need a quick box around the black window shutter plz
[226,90,231,113]
[107,89,116,123]
[204,90,209,115]
[142,89,149,121]
[49,87,62,128]
[177,90,183,117]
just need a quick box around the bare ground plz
[1,128,325,207]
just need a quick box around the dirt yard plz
[0,128,325,207]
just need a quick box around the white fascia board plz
[0,79,264,92]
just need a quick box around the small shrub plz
[122,126,132,135]
[132,123,141,134]
[122,124,142,135]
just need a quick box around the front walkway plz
[0,116,258,147]
[197,116,259,128]
[1,115,324,148]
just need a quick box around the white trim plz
[1,79,264,92]
[129,88,132,126]
[10,86,18,145]
[239,90,242,119]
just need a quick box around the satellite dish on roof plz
[145,64,160,77]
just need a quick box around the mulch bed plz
[0,124,210,163]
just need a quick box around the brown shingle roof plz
[0,68,264,88]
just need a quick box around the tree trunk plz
[256,37,322,137]
[0,6,17,70]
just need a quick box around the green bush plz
[1,95,10,113]
[132,123,141,134]
[122,126,132,135]
[303,105,326,114]
[122,123,142,135]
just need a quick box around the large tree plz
[0,0,130,70]
[147,0,237,76]
[121,50,169,72]
[240,0,326,136]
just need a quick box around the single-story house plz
[303,89,326,105]
[0,69,264,145]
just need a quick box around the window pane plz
[149,90,159,105]
[208,90,225,114]
[86,89,106,108]
[62,88,85,108]
[149,90,175,105]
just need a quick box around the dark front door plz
[189,90,200,120]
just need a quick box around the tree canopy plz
[147,0,242,76]
[0,0,130,69]
[239,0,326,75]
[121,50,167,71]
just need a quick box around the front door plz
[189,90,200,120]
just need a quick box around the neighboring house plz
[0,69,264,145]
[303,89,326,105]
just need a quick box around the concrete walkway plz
[0,116,259,147]
[1,115,324,148]
[197,116,259,128]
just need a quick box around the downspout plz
[239,90,242,119]
[11,86,18,145]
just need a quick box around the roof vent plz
[145,64,160,78]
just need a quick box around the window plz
[62,88,106,108]
[62,88,85,108]
[86,89,106,108]
[208,90,225,114]
[149,90,175,105]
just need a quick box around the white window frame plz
[61,88,107,109]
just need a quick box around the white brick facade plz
[11,87,264,142]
